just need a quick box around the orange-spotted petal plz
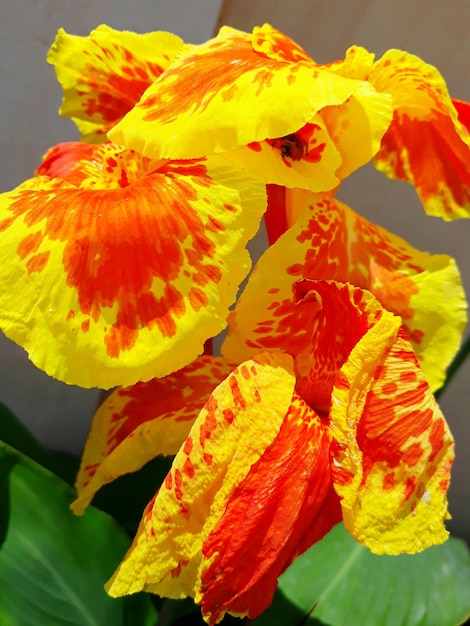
[106,352,296,600]
[370,50,470,220]
[48,24,184,142]
[198,392,341,624]
[330,325,454,553]
[251,23,313,64]
[0,143,266,388]
[222,191,466,391]
[72,355,236,514]
[108,23,391,164]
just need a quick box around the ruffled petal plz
[72,355,235,514]
[106,352,296,599]
[319,80,392,180]
[0,143,266,388]
[223,191,466,391]
[290,280,400,410]
[48,25,184,141]
[370,50,470,220]
[330,326,454,554]
[198,392,340,624]
[108,24,391,163]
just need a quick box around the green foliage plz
[0,434,157,625]
[254,523,470,626]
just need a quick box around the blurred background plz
[0,0,469,540]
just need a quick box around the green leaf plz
[254,523,470,626]
[0,441,157,626]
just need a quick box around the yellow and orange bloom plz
[47,24,184,142]
[108,24,393,193]
[224,189,467,392]
[0,142,266,388]
[96,281,453,624]
[0,21,465,625]
[110,23,470,220]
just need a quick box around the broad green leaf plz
[255,523,470,626]
[0,442,157,626]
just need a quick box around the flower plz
[95,280,453,625]
[109,24,394,193]
[224,189,467,392]
[0,20,464,625]
[0,142,266,388]
[110,23,470,220]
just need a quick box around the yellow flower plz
[109,24,393,192]
[74,282,452,624]
[225,188,467,392]
[0,142,266,388]
[110,24,470,220]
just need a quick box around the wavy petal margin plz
[370,50,470,220]
[292,280,453,554]
[109,23,391,166]
[222,191,466,391]
[106,352,296,601]
[48,24,184,141]
[72,355,236,514]
[331,326,454,553]
[197,392,340,624]
[0,144,266,388]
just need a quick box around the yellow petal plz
[319,80,392,180]
[109,24,391,162]
[331,326,454,553]
[0,144,266,388]
[198,392,339,624]
[222,191,466,391]
[370,49,470,220]
[106,352,295,600]
[72,355,236,514]
[47,24,184,141]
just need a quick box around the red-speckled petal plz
[251,23,313,64]
[198,392,341,624]
[72,355,236,514]
[106,352,296,602]
[0,143,266,388]
[109,24,390,162]
[223,191,466,391]
[370,50,470,220]
[330,326,454,554]
[48,25,184,142]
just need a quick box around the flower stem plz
[435,333,470,400]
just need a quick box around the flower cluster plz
[0,22,468,625]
